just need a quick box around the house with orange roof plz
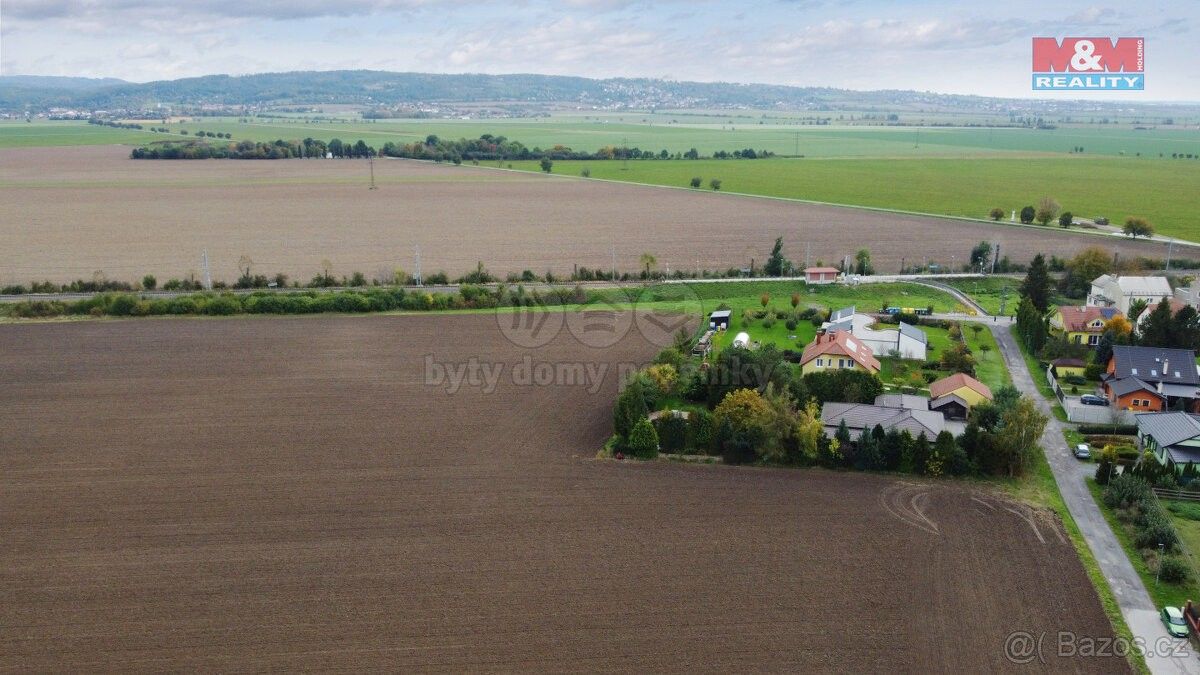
[1049,305,1122,347]
[799,331,881,376]
[927,373,993,420]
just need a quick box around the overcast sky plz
[0,0,1195,100]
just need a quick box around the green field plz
[7,117,1199,240]
[6,116,1200,159]
[507,157,1200,242]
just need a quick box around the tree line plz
[129,133,776,162]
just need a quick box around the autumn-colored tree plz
[644,363,678,394]
[1103,314,1133,337]
[714,388,772,436]
[760,293,770,308]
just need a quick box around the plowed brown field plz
[0,314,1124,671]
[0,145,1179,286]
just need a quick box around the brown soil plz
[0,314,1125,671]
[0,145,1178,286]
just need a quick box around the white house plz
[824,306,928,360]
[1088,275,1171,315]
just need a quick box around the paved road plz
[989,322,1199,674]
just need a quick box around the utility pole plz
[999,285,1009,316]
[201,249,212,291]
[991,243,1000,274]
[1166,239,1175,271]
[621,137,628,171]
[612,245,617,281]
[368,157,377,190]
[414,245,422,286]
[805,241,811,270]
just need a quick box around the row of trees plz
[988,199,1154,238]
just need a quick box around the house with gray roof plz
[1136,412,1200,470]
[821,306,928,360]
[821,401,964,439]
[1088,275,1171,315]
[1103,345,1200,412]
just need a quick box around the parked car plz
[1162,606,1189,638]
[1074,444,1091,460]
[1096,216,1110,226]
[1080,394,1110,407]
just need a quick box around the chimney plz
[1164,358,1170,380]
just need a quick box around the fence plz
[1152,487,1200,502]
[1047,364,1138,425]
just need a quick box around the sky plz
[0,0,1195,100]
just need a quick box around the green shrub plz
[628,418,659,459]
[785,318,798,331]
[655,415,688,453]
[689,410,714,452]
[1078,424,1138,435]
[11,300,65,318]
[1103,473,1151,509]
[1159,556,1191,583]
[201,296,242,316]
[762,315,775,329]
[1136,514,1179,552]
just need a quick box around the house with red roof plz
[799,331,881,375]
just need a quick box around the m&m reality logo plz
[1032,37,1144,90]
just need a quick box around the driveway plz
[990,323,1199,674]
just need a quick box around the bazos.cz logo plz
[1032,37,1144,90]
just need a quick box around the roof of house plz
[1052,357,1087,368]
[898,321,928,344]
[874,394,930,411]
[1115,276,1172,296]
[1135,412,1200,448]
[830,306,855,322]
[821,402,948,438]
[929,393,970,411]
[709,310,731,319]
[928,373,993,401]
[1056,305,1120,332]
[805,266,840,274]
[800,331,881,371]
[1092,275,1172,297]
[1110,345,1200,385]
[1107,377,1163,398]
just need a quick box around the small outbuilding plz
[709,309,731,330]
[805,267,840,285]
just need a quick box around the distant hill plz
[0,70,1194,117]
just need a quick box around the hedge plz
[1077,424,1138,436]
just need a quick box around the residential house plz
[928,373,993,407]
[1049,305,1121,346]
[804,267,840,285]
[1103,345,1200,412]
[1135,412,1200,472]
[821,401,964,439]
[1087,275,1171,315]
[799,330,881,375]
[823,306,928,360]
[1134,297,1189,329]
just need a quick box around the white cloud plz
[118,42,171,60]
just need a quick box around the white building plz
[1087,275,1171,316]
[824,306,928,361]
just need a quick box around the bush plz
[785,318,798,331]
[1063,374,1087,385]
[655,414,688,453]
[1135,513,1179,552]
[201,295,242,316]
[1078,424,1138,435]
[11,300,66,317]
[1103,473,1151,509]
[1159,556,1191,583]
[627,418,659,459]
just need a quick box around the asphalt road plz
[988,321,1200,674]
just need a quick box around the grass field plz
[5,118,1200,242]
[1088,481,1200,610]
[5,117,1200,159]
[510,157,1200,242]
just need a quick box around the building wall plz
[945,386,988,407]
[801,356,872,376]
[1113,390,1164,412]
